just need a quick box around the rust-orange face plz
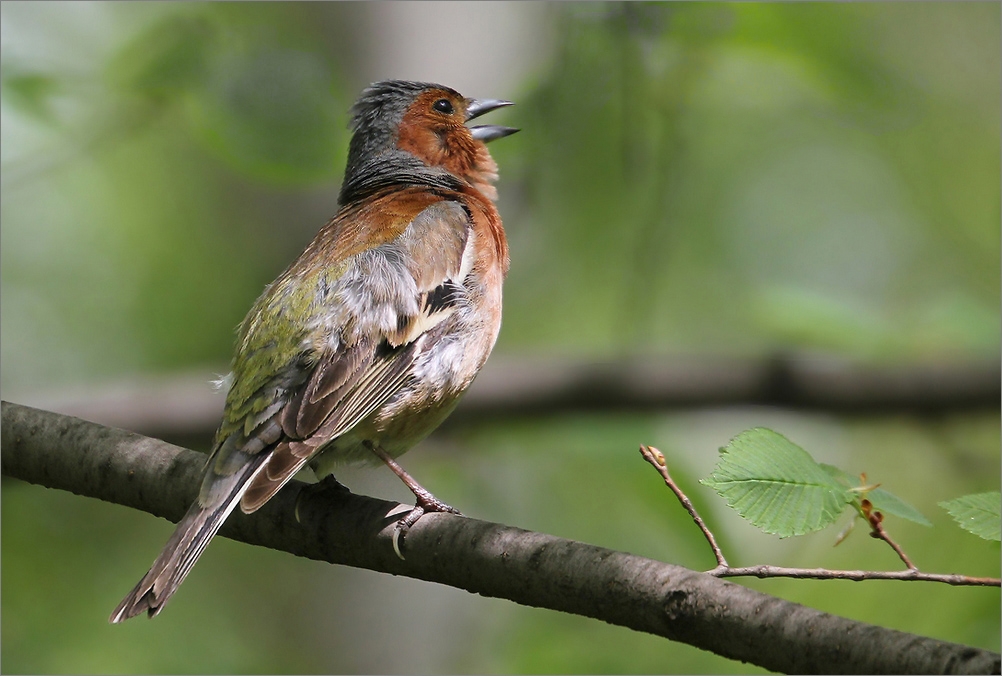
[396,88,517,192]
[340,81,517,205]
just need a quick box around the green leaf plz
[939,492,1001,541]
[819,462,856,487]
[820,464,932,527]
[866,488,932,527]
[701,428,853,537]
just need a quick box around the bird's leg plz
[367,443,461,559]
[368,444,461,514]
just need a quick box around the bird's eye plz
[432,98,455,115]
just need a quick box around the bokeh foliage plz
[506,3,999,358]
[2,2,998,673]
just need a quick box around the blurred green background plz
[2,2,998,673]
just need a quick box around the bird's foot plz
[295,474,351,524]
[366,443,462,559]
[391,489,462,561]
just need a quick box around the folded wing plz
[110,194,475,621]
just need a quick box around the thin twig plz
[715,566,1000,587]
[641,444,1001,588]
[868,513,918,571]
[639,445,728,570]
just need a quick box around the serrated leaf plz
[866,488,931,526]
[939,492,1001,541]
[701,428,853,537]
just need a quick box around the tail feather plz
[109,457,268,622]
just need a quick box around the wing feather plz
[237,198,474,513]
[284,341,375,438]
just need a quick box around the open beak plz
[466,98,519,143]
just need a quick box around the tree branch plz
[10,354,999,441]
[2,401,998,675]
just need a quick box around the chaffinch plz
[110,80,518,621]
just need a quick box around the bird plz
[109,80,518,622]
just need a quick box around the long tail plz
[109,456,266,622]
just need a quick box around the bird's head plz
[340,80,518,204]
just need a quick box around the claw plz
[389,497,461,560]
[391,505,425,560]
[392,529,405,561]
